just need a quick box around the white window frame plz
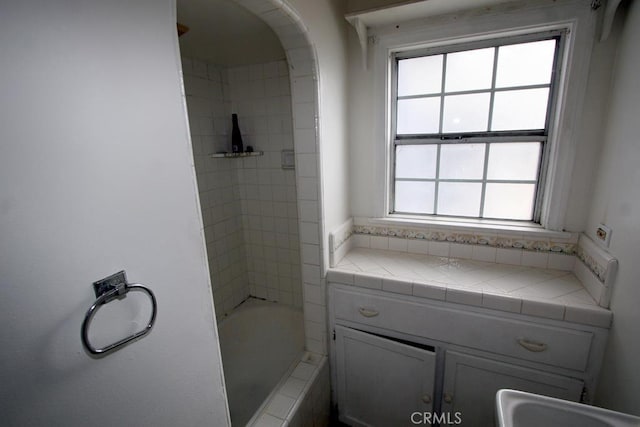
[390,31,564,222]
[370,0,597,232]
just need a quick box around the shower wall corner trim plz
[232,0,327,356]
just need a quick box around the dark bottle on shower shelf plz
[231,113,244,153]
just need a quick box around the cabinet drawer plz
[332,286,593,371]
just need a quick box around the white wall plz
[287,0,351,271]
[586,1,640,415]
[0,1,230,425]
[562,28,619,232]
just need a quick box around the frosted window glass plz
[483,183,536,220]
[439,144,485,179]
[496,40,556,88]
[398,56,443,96]
[395,181,435,214]
[397,97,441,134]
[437,182,482,217]
[445,48,494,92]
[487,143,541,180]
[443,93,490,133]
[396,145,437,179]
[491,88,549,131]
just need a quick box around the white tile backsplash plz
[429,241,450,257]
[496,248,523,266]
[548,253,576,271]
[472,245,497,263]
[522,251,549,268]
[388,237,408,252]
[370,236,389,250]
[407,239,429,254]
[449,243,473,259]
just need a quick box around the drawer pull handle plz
[517,338,548,352]
[358,307,379,318]
[422,394,432,404]
[443,393,453,404]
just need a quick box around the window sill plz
[360,215,575,240]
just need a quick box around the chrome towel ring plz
[81,271,157,355]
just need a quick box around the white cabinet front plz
[335,326,436,427]
[441,351,584,427]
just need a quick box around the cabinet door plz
[441,351,584,427]
[335,326,436,427]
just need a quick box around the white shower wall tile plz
[303,283,324,305]
[297,177,318,200]
[293,128,317,153]
[184,57,306,317]
[229,60,303,309]
[301,243,321,266]
[295,153,317,177]
[183,57,247,321]
[300,222,320,245]
[292,102,316,129]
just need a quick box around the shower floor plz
[218,298,304,426]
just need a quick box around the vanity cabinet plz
[334,326,436,426]
[441,351,583,426]
[329,283,608,427]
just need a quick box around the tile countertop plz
[327,247,612,328]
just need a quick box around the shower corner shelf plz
[210,151,264,159]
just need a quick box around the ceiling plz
[346,0,520,27]
[177,0,285,66]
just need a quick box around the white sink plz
[496,389,640,427]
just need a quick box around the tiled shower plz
[181,56,302,319]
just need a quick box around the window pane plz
[483,183,536,220]
[397,97,441,134]
[443,93,490,133]
[487,143,541,180]
[437,182,482,217]
[398,55,443,96]
[496,39,556,88]
[440,144,485,179]
[395,181,435,214]
[396,145,437,179]
[491,88,549,131]
[445,47,494,92]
